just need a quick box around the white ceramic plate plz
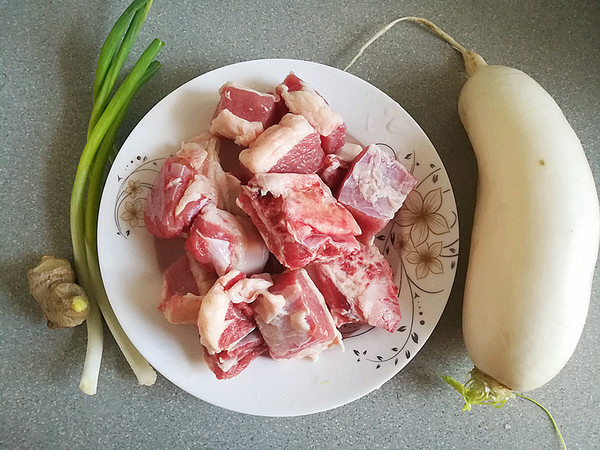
[98,59,459,417]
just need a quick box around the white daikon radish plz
[345,18,600,416]
[459,63,599,392]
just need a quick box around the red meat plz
[276,73,346,153]
[144,134,243,239]
[209,82,286,146]
[198,270,273,355]
[203,330,268,380]
[239,113,324,175]
[144,157,213,239]
[185,203,269,276]
[320,123,347,154]
[185,134,245,216]
[337,144,417,244]
[318,154,350,193]
[158,253,217,325]
[318,143,364,192]
[306,244,401,333]
[253,269,342,360]
[236,173,361,269]
[162,294,203,325]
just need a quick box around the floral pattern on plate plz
[113,156,164,238]
[341,143,458,370]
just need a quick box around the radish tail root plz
[514,393,568,450]
[344,17,486,76]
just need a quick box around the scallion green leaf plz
[93,0,150,102]
[89,0,154,138]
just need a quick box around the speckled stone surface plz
[1,0,599,448]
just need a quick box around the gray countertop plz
[1,0,599,448]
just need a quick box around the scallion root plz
[79,299,103,395]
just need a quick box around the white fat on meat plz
[176,133,217,170]
[207,239,232,273]
[177,133,245,216]
[216,173,244,216]
[335,143,363,163]
[159,253,218,325]
[233,216,271,275]
[186,204,269,275]
[209,82,281,147]
[347,145,411,219]
[227,274,273,304]
[210,109,264,147]
[252,291,286,324]
[186,253,219,294]
[253,269,342,360]
[222,82,277,99]
[202,155,244,215]
[239,114,315,174]
[165,177,181,190]
[250,172,332,199]
[290,310,310,333]
[175,174,216,217]
[198,271,273,355]
[278,78,343,136]
[250,172,296,198]
[216,354,237,373]
[198,272,238,354]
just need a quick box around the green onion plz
[71,0,163,394]
[80,62,162,392]
[92,0,150,102]
[88,0,154,138]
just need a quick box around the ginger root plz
[27,256,90,329]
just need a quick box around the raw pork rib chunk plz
[203,329,267,380]
[158,253,218,324]
[144,156,213,239]
[307,243,401,333]
[253,269,342,360]
[145,133,243,238]
[337,144,417,244]
[185,203,269,276]
[239,113,324,175]
[198,270,273,355]
[209,82,285,146]
[236,173,361,270]
[276,73,346,153]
